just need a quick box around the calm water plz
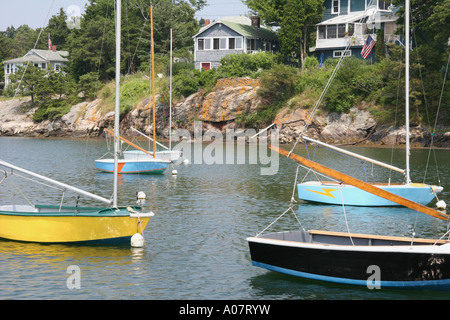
[0,136,449,300]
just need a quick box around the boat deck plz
[259,229,449,246]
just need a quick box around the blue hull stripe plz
[252,261,450,289]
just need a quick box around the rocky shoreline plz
[1,79,449,148]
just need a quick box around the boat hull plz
[297,182,442,206]
[0,205,151,244]
[247,230,450,289]
[123,150,182,162]
[95,158,170,174]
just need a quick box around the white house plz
[3,48,68,88]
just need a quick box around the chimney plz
[204,19,210,26]
[51,45,57,52]
[251,16,260,28]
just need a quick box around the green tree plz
[7,65,44,102]
[45,8,71,50]
[375,28,386,62]
[245,0,323,68]
[393,0,449,71]
[66,0,205,82]
[7,65,76,121]
[9,25,38,57]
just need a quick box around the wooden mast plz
[271,145,448,221]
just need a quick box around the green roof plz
[221,20,278,41]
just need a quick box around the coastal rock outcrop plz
[0,77,448,148]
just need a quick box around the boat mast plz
[150,5,157,158]
[405,0,411,184]
[169,28,173,151]
[113,0,121,207]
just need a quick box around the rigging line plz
[410,13,443,185]
[425,52,449,186]
[411,13,432,128]
[389,46,403,183]
[339,186,354,246]
[297,163,342,184]
[10,171,63,191]
[289,0,378,155]
[93,1,111,98]
[9,178,33,207]
[11,0,55,101]
[126,19,148,74]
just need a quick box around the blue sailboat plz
[95,158,169,174]
[95,6,170,175]
[296,136,443,206]
[296,9,443,207]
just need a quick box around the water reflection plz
[0,137,449,299]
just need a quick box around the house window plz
[198,39,204,50]
[204,38,211,50]
[327,25,337,38]
[229,38,235,49]
[338,24,346,38]
[41,63,46,69]
[6,64,10,74]
[347,24,354,36]
[220,38,227,50]
[318,25,326,39]
[235,38,243,49]
[332,0,340,14]
[213,38,220,50]
[378,0,389,10]
[54,63,61,71]
[333,50,351,58]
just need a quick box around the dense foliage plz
[0,0,448,128]
[0,0,204,121]
[244,0,324,68]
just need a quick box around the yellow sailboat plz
[0,0,152,245]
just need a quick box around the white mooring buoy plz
[437,200,447,210]
[172,169,178,175]
[131,233,145,248]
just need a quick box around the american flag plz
[361,35,376,59]
[48,34,52,50]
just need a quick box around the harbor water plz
[0,136,449,300]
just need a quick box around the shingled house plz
[193,16,279,70]
[3,47,68,88]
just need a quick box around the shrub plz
[78,72,102,100]
[258,64,298,104]
[33,99,71,122]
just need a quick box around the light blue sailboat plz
[297,23,444,207]
[95,158,169,174]
[94,6,170,175]
[296,136,443,206]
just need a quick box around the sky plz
[0,0,251,31]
